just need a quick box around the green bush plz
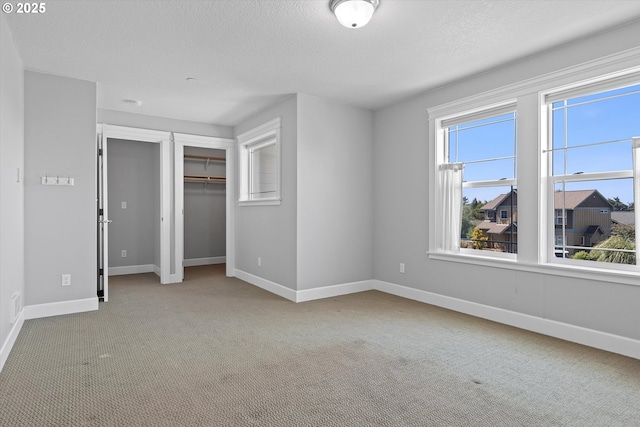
[572,251,591,260]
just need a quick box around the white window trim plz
[429,99,518,261]
[540,68,640,275]
[426,47,640,286]
[237,117,281,206]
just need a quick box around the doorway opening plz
[173,133,235,283]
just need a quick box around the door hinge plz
[98,148,103,156]
[99,268,104,276]
[99,208,104,216]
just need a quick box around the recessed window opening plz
[237,117,281,206]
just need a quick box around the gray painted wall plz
[24,71,97,306]
[234,96,298,290]
[0,15,25,359]
[297,94,373,290]
[373,20,640,340]
[97,109,233,138]
[184,147,226,260]
[107,139,160,268]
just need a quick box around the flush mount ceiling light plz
[330,0,379,29]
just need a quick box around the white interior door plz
[97,131,111,301]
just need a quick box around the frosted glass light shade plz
[331,0,379,29]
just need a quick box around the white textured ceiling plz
[5,0,640,126]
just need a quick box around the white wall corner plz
[24,297,99,320]
[296,280,375,303]
[234,269,297,302]
[373,280,640,360]
[0,309,25,373]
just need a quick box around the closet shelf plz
[185,154,225,172]
[184,175,226,183]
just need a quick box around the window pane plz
[564,87,640,147]
[250,143,276,199]
[461,186,517,254]
[463,158,515,182]
[447,112,517,181]
[551,83,640,175]
[553,179,635,265]
[560,140,632,175]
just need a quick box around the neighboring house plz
[612,210,635,227]
[474,189,615,255]
[554,189,613,254]
[477,190,518,253]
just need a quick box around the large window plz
[544,78,639,269]
[237,117,281,205]
[436,102,518,257]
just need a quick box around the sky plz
[450,83,639,208]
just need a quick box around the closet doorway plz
[97,125,171,301]
[173,134,235,282]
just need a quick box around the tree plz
[460,198,486,239]
[607,197,628,211]
[589,236,635,265]
[580,224,636,265]
[612,223,635,242]
[470,227,488,250]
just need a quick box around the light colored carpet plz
[1,264,639,426]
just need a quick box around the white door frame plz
[98,124,172,285]
[174,133,235,281]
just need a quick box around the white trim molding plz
[24,297,99,320]
[183,257,226,267]
[297,280,374,303]
[108,264,155,276]
[374,280,640,360]
[0,309,25,372]
[234,269,297,302]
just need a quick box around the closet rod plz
[184,175,226,183]
[184,154,225,162]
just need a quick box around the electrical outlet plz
[400,263,405,274]
[121,250,127,258]
[61,274,71,286]
[121,201,127,209]
[258,257,262,267]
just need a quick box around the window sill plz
[427,251,640,287]
[238,198,281,207]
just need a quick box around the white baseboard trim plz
[184,256,226,267]
[24,297,99,320]
[0,310,25,373]
[297,280,374,303]
[153,264,161,276]
[109,264,155,276]
[374,280,640,360]
[234,269,297,302]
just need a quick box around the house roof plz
[477,220,516,235]
[584,225,603,236]
[481,193,509,211]
[612,211,636,226]
[553,190,612,210]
